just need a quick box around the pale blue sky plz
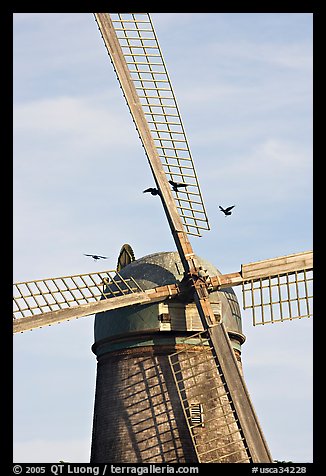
[13,13,313,463]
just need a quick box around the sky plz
[13,13,313,463]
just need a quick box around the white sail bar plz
[103,13,210,236]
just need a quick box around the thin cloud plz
[205,39,312,71]
[198,138,312,208]
[14,95,137,148]
[13,438,91,463]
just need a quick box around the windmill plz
[13,13,313,463]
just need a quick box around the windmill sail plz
[13,250,313,333]
[13,270,179,333]
[94,13,209,237]
[213,251,313,326]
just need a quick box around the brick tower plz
[90,251,247,463]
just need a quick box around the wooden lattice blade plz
[93,11,220,331]
[211,251,313,325]
[13,270,178,333]
[94,13,209,237]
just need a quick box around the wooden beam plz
[210,272,243,289]
[13,284,180,334]
[241,250,313,281]
[208,323,273,462]
[210,251,313,290]
[13,292,149,333]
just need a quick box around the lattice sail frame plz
[212,251,313,327]
[240,251,313,326]
[13,270,143,320]
[242,269,313,326]
[99,13,209,236]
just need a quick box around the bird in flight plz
[84,254,108,261]
[169,180,188,192]
[143,187,160,196]
[219,205,235,216]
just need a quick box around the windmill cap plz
[92,251,245,356]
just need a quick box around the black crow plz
[143,187,160,196]
[84,254,108,261]
[219,205,235,216]
[169,180,188,192]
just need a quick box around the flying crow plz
[84,254,108,261]
[169,180,188,192]
[143,187,160,196]
[219,205,235,216]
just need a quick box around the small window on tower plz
[190,403,204,427]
